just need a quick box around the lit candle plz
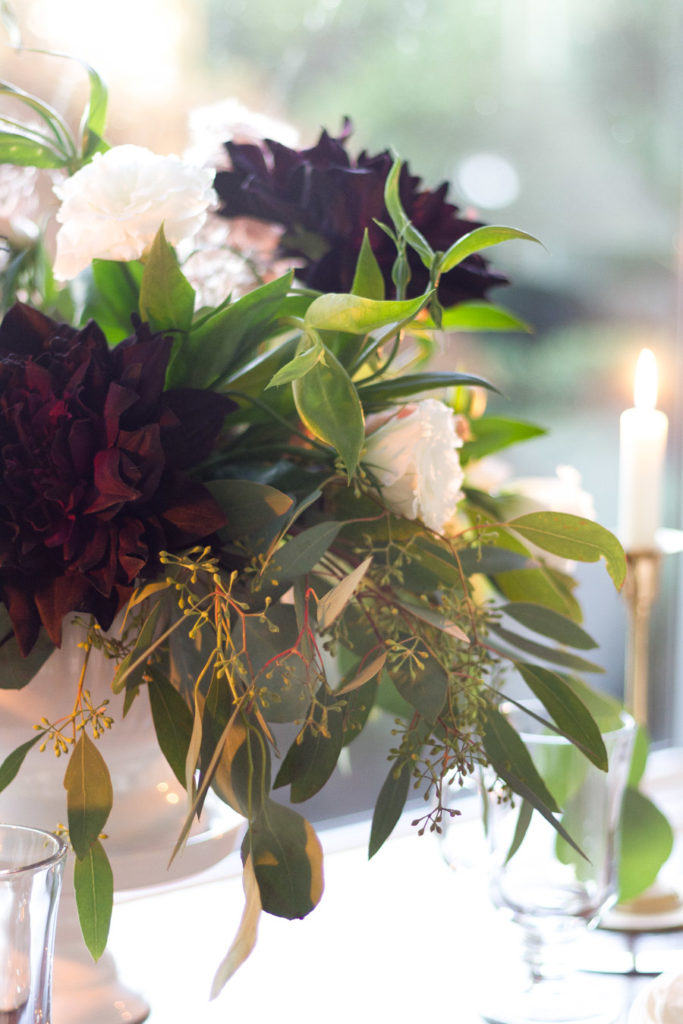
[618,348,668,551]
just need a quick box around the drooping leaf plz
[242,799,324,919]
[73,840,113,961]
[64,734,113,860]
[304,291,429,333]
[293,349,365,476]
[147,670,194,787]
[505,799,533,864]
[369,759,412,858]
[501,603,597,650]
[351,229,385,299]
[508,513,627,590]
[0,129,65,167]
[266,330,324,388]
[483,706,559,813]
[396,600,470,644]
[438,225,541,275]
[618,787,674,903]
[211,716,272,819]
[139,226,195,333]
[513,663,607,771]
[392,653,448,723]
[211,855,262,996]
[316,556,372,631]
[0,734,43,792]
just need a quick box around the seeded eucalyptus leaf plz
[0,735,43,792]
[618,787,674,903]
[259,521,343,592]
[273,693,345,802]
[304,292,428,333]
[369,759,412,858]
[501,603,597,649]
[73,840,113,962]
[493,568,583,623]
[242,799,324,919]
[514,663,607,771]
[490,623,604,673]
[392,654,448,723]
[211,717,272,818]
[483,707,558,814]
[457,546,531,577]
[508,513,626,590]
[64,734,113,860]
[207,479,293,540]
[505,799,533,864]
[147,670,193,787]
[292,350,364,477]
[317,556,372,631]
[438,225,542,275]
[139,226,195,333]
[352,229,385,299]
[396,600,470,644]
[211,855,262,996]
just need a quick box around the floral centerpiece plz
[0,53,630,991]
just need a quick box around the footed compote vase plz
[0,624,241,1024]
[481,702,635,1024]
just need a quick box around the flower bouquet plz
[0,53,628,991]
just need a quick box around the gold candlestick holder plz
[623,549,662,728]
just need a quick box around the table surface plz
[107,807,681,1024]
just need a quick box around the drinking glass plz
[0,824,67,1023]
[481,703,635,1024]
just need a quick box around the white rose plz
[363,399,465,535]
[53,145,216,280]
[627,966,683,1024]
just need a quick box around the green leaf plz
[0,80,75,160]
[259,521,343,593]
[501,602,597,649]
[434,301,532,334]
[369,759,412,858]
[618,787,674,903]
[514,663,608,771]
[293,348,364,477]
[242,799,324,919]
[0,611,54,689]
[438,225,542,275]
[351,229,385,299]
[147,670,193,787]
[111,600,163,694]
[273,694,345,802]
[139,226,195,333]
[73,840,113,962]
[64,734,113,860]
[396,600,470,643]
[392,654,448,723]
[460,417,546,463]
[316,556,372,631]
[78,60,109,158]
[490,623,605,673]
[266,330,323,388]
[508,513,627,590]
[0,129,65,167]
[304,292,429,333]
[505,799,533,864]
[358,370,497,405]
[207,479,293,540]
[0,735,43,792]
[494,568,583,623]
[457,546,531,576]
[244,605,313,723]
[79,259,143,343]
[210,717,272,818]
[170,271,293,388]
[383,157,434,267]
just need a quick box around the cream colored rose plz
[363,399,465,535]
[627,966,683,1024]
[53,145,216,280]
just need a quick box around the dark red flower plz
[214,120,507,305]
[0,303,232,655]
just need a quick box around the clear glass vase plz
[0,823,67,1023]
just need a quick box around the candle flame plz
[634,348,658,410]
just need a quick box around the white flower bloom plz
[184,97,299,171]
[53,145,216,280]
[627,965,683,1024]
[364,399,465,535]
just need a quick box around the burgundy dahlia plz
[0,303,232,656]
[214,120,507,305]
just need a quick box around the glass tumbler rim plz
[0,822,68,877]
